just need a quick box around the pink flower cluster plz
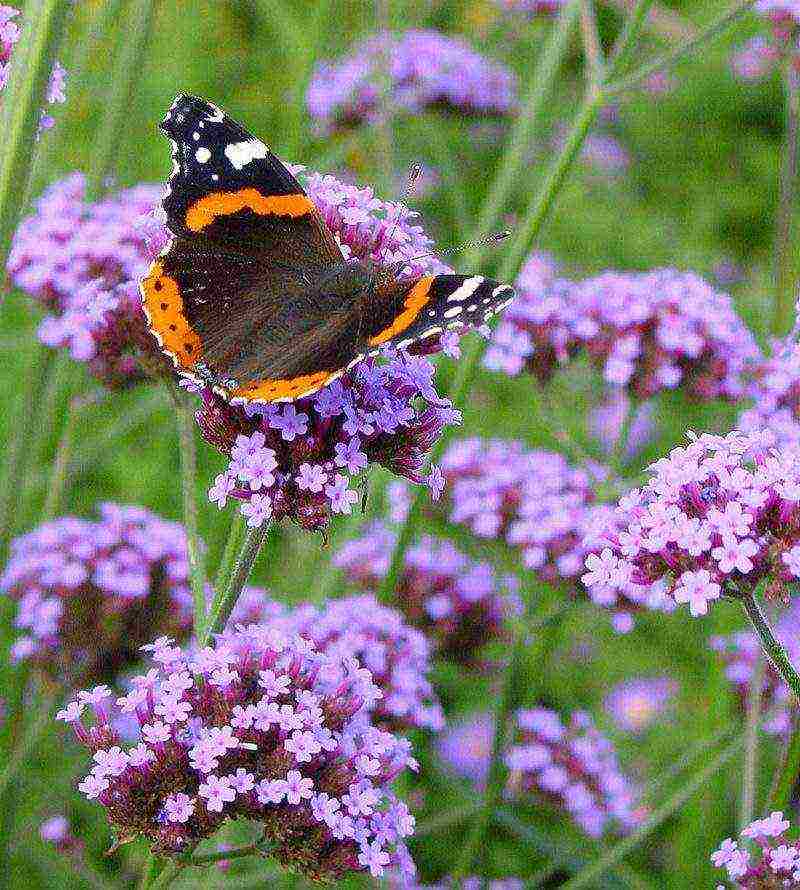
[505,708,643,837]
[739,340,800,449]
[712,810,799,886]
[485,266,760,402]
[582,429,800,618]
[731,2,800,81]
[228,592,444,733]
[434,437,673,631]
[0,504,193,684]
[333,522,519,665]
[58,628,417,882]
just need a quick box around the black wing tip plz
[160,94,229,137]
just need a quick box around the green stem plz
[0,0,71,266]
[561,735,745,889]
[605,0,759,96]
[0,689,57,800]
[84,0,157,198]
[768,711,800,810]
[741,592,800,701]
[148,861,184,890]
[773,61,800,336]
[199,521,272,646]
[740,655,765,831]
[41,395,80,521]
[640,726,733,803]
[580,0,605,84]
[213,512,248,595]
[415,803,482,837]
[174,396,207,637]
[189,843,262,865]
[605,0,655,81]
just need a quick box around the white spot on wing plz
[195,147,211,163]
[224,139,268,170]
[444,305,463,319]
[447,276,484,303]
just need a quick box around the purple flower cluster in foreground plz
[197,168,460,535]
[436,712,494,788]
[739,340,800,449]
[229,592,444,733]
[485,266,760,401]
[506,708,642,837]
[0,5,67,132]
[0,504,193,684]
[8,174,166,388]
[711,606,800,735]
[333,523,519,665]
[306,29,517,133]
[582,429,800,619]
[58,629,417,881]
[603,677,677,734]
[712,811,800,886]
[435,437,672,632]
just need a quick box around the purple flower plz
[307,29,517,134]
[58,625,417,880]
[486,264,761,403]
[603,678,678,734]
[506,708,642,837]
[435,712,494,788]
[1,504,195,685]
[334,523,519,665]
[8,174,168,389]
[582,429,800,618]
[712,810,800,886]
[39,814,79,854]
[740,339,800,449]
[589,393,656,461]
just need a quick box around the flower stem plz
[739,654,765,831]
[741,591,800,701]
[188,842,262,865]
[0,0,71,266]
[213,511,248,596]
[768,710,800,809]
[0,687,57,800]
[199,521,272,646]
[772,61,800,336]
[147,861,184,890]
[561,734,745,889]
[173,393,207,637]
[84,0,157,199]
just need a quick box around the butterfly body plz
[141,94,515,403]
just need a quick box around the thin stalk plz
[561,735,745,889]
[200,522,272,646]
[85,0,157,198]
[189,843,262,866]
[580,0,605,84]
[174,395,207,637]
[374,0,395,198]
[0,0,72,265]
[641,726,734,804]
[148,861,184,890]
[740,655,765,831]
[605,0,759,96]
[41,395,79,520]
[773,62,800,336]
[768,710,800,809]
[604,0,696,43]
[741,592,800,701]
[0,690,57,799]
[605,0,655,80]
[610,395,638,473]
[415,802,482,837]
[213,512,248,596]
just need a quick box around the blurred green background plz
[0,0,794,887]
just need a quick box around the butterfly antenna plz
[403,229,513,267]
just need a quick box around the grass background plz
[0,0,794,887]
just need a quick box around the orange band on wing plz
[368,276,436,346]
[231,370,332,402]
[140,261,202,369]
[185,188,314,232]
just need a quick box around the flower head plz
[603,677,678,734]
[333,523,520,664]
[436,712,494,788]
[1,504,195,684]
[712,810,800,886]
[59,626,417,881]
[506,708,643,837]
[307,29,517,133]
[740,339,800,449]
[582,429,800,617]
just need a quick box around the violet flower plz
[712,810,800,886]
[739,339,800,449]
[435,712,494,788]
[58,629,417,881]
[581,429,800,619]
[603,677,678,734]
[307,30,518,134]
[40,815,80,854]
[333,523,520,665]
[1,504,194,685]
[506,707,643,837]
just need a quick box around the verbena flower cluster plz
[710,607,800,735]
[582,429,800,618]
[58,628,418,882]
[8,174,166,388]
[712,811,800,886]
[603,677,677,734]
[739,340,800,449]
[332,522,519,665]
[731,2,800,81]
[229,592,444,733]
[306,29,517,133]
[199,168,460,535]
[435,712,493,788]
[485,266,760,401]
[433,437,672,632]
[0,504,193,684]
[0,5,67,132]
[505,708,642,837]
[39,815,80,854]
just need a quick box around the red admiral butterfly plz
[141,94,515,403]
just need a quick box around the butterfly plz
[141,94,515,403]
